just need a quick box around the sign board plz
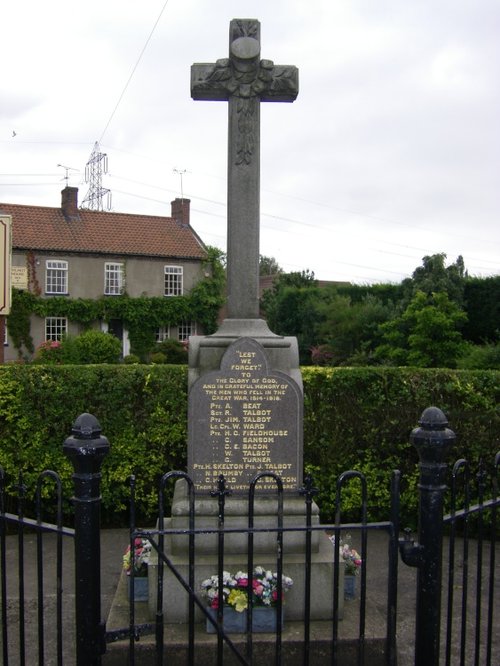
[0,215,12,315]
[11,266,28,290]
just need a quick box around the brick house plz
[1,187,210,361]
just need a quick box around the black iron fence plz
[0,408,498,665]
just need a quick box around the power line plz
[99,0,171,142]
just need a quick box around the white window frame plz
[45,317,67,341]
[164,265,183,296]
[178,321,196,341]
[104,262,125,295]
[45,260,68,294]
[155,326,170,342]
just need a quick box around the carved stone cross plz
[191,19,299,320]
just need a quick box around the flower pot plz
[127,576,148,602]
[206,606,284,633]
[344,574,356,600]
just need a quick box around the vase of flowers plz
[340,540,362,600]
[200,566,293,633]
[123,537,151,601]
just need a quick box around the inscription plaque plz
[188,338,302,492]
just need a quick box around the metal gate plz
[106,469,401,666]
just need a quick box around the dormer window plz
[104,262,125,295]
[45,260,68,294]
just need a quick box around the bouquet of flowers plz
[340,542,362,576]
[329,534,362,576]
[200,566,293,612]
[123,537,151,577]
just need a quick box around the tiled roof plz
[0,201,207,260]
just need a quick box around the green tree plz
[401,253,467,307]
[259,255,283,276]
[261,271,322,364]
[318,293,394,365]
[376,290,467,367]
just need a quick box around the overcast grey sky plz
[1,0,499,283]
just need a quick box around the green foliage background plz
[0,365,498,526]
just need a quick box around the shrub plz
[457,342,500,370]
[61,329,122,364]
[33,340,64,364]
[155,338,188,364]
[123,354,140,364]
[150,352,167,364]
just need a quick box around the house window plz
[105,262,125,295]
[178,321,196,341]
[164,266,183,296]
[45,317,67,341]
[156,326,170,342]
[45,260,68,294]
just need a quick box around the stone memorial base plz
[148,480,344,623]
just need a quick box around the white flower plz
[234,571,247,580]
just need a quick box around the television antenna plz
[57,164,78,185]
[173,168,187,201]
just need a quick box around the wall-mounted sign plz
[11,266,28,290]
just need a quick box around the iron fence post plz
[399,406,455,666]
[63,413,110,666]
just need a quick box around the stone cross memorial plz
[191,18,298,320]
[153,19,340,624]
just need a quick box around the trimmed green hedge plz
[302,367,499,524]
[0,365,498,525]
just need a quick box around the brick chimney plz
[171,198,190,227]
[61,187,79,221]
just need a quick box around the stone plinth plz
[148,480,343,623]
[169,479,320,555]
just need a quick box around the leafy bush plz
[61,330,122,364]
[155,338,188,364]
[150,352,167,364]
[457,342,500,370]
[123,354,140,364]
[33,340,64,364]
